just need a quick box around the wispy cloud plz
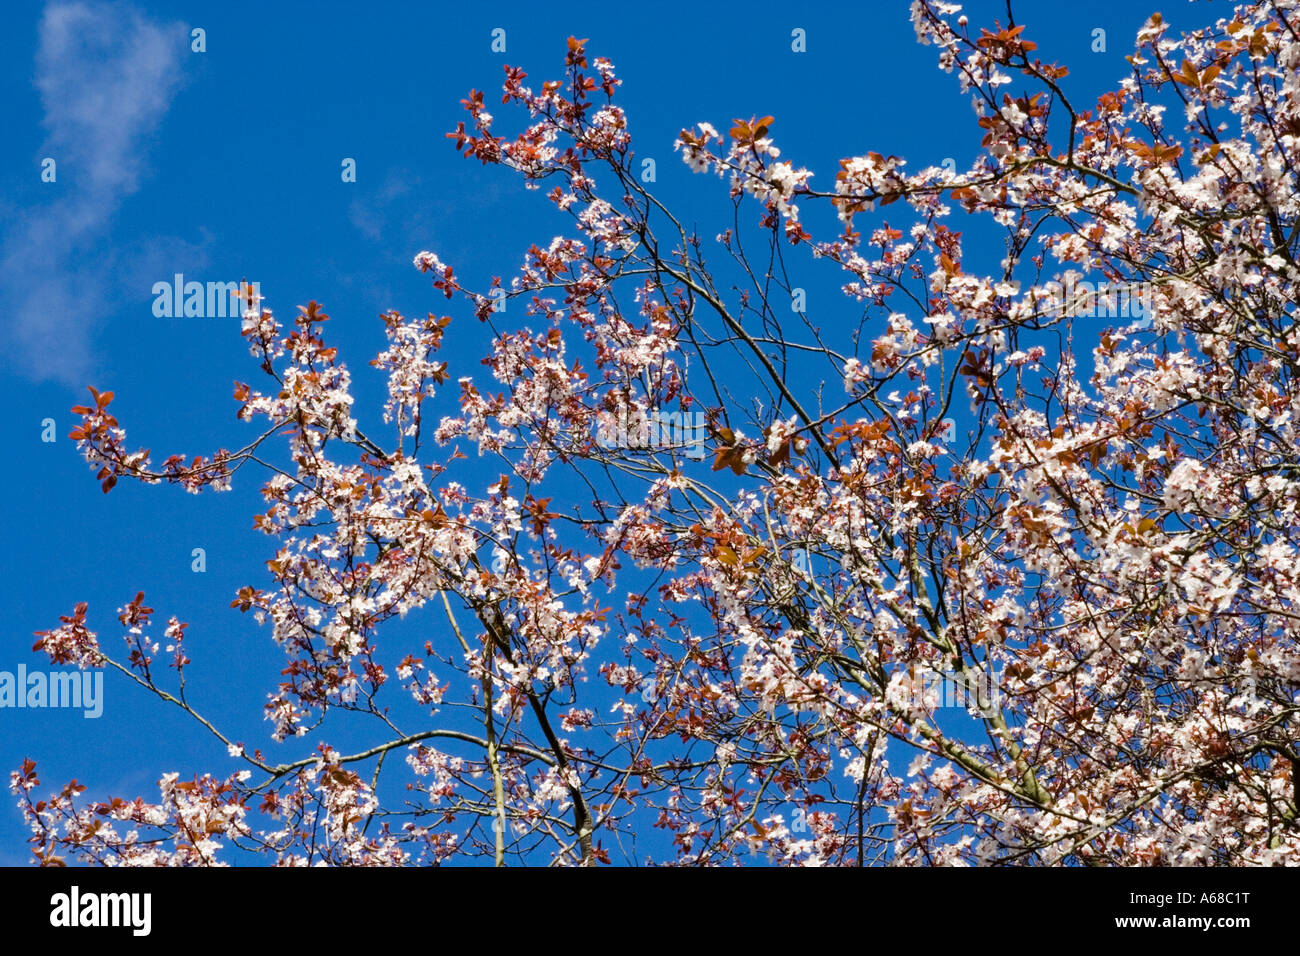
[348,171,416,244]
[348,168,454,252]
[1,2,186,384]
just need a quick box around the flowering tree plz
[15,0,1300,866]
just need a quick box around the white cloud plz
[1,2,186,384]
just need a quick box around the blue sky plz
[0,0,1185,864]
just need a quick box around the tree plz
[14,1,1300,866]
